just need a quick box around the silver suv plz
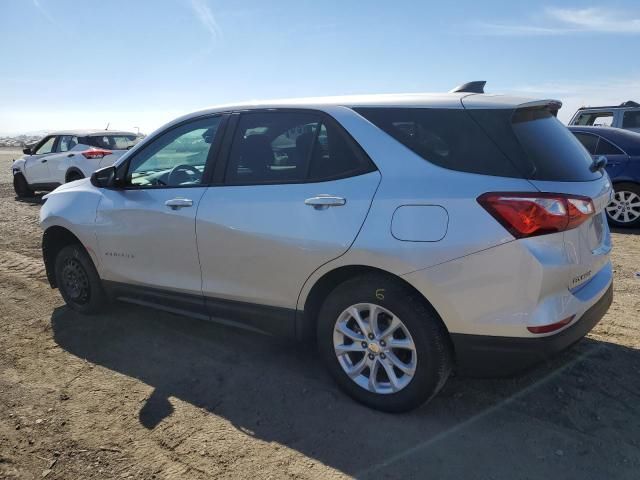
[40,88,613,412]
[569,100,640,133]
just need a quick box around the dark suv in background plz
[569,125,640,227]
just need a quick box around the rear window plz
[80,135,138,150]
[505,108,600,181]
[356,107,600,181]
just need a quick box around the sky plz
[1,0,639,135]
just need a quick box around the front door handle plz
[165,198,193,210]
[304,195,346,210]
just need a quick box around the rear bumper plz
[451,283,613,377]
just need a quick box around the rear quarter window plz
[353,107,523,178]
[356,106,601,182]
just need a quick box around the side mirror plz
[23,147,32,155]
[90,166,117,188]
[590,155,607,173]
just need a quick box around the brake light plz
[527,315,575,334]
[477,192,595,238]
[82,148,112,159]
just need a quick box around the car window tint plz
[127,116,221,187]
[354,107,523,177]
[622,111,640,129]
[34,136,56,155]
[58,135,78,152]
[573,132,598,154]
[307,122,366,180]
[508,108,599,181]
[596,137,624,156]
[575,112,614,127]
[225,112,369,184]
[83,135,137,150]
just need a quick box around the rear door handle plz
[165,198,193,210]
[67,153,75,158]
[304,195,346,210]
[41,158,48,163]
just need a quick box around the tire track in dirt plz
[0,251,46,282]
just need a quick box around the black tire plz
[317,274,453,412]
[607,182,640,228]
[54,244,107,314]
[13,173,34,198]
[65,171,84,183]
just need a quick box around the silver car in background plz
[569,100,640,133]
[40,86,613,412]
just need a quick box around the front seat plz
[238,135,274,181]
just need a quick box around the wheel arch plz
[65,167,85,183]
[42,226,86,288]
[298,264,450,342]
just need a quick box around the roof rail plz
[449,81,486,94]
[577,100,639,111]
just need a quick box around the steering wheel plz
[167,164,202,185]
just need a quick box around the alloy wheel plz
[61,258,90,304]
[606,190,640,224]
[333,303,417,394]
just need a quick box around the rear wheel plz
[65,170,84,183]
[317,274,453,412]
[13,173,34,198]
[54,244,107,314]
[606,183,640,227]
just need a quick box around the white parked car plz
[40,86,613,412]
[12,130,139,197]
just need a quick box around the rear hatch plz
[462,96,613,291]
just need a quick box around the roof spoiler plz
[449,81,486,94]
[517,99,563,117]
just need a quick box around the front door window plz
[126,116,222,187]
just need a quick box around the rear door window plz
[225,111,373,185]
[572,132,598,154]
[58,135,78,152]
[595,138,624,156]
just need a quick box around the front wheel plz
[606,183,640,227]
[13,173,34,198]
[54,244,107,314]
[317,274,453,412]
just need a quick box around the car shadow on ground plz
[611,227,640,235]
[51,304,640,479]
[14,193,46,205]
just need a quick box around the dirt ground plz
[0,147,639,479]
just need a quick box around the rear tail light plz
[82,148,112,159]
[477,192,595,238]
